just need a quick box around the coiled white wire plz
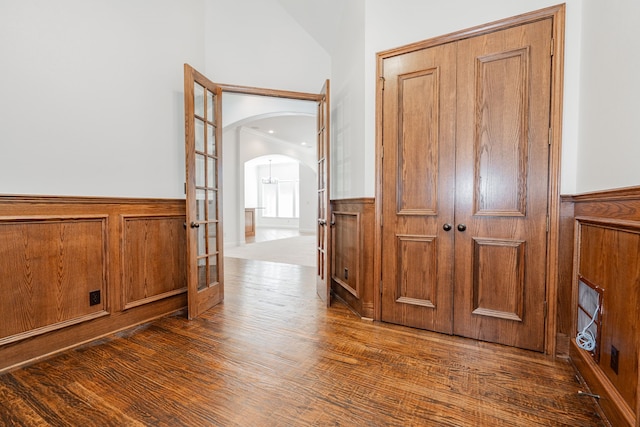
[576,304,600,352]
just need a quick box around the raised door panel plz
[471,238,525,322]
[380,43,456,333]
[397,69,440,215]
[474,48,530,216]
[453,19,552,351]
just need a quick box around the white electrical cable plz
[576,304,600,351]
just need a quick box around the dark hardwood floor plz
[1,258,604,426]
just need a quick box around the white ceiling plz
[276,0,346,54]
[246,115,316,149]
[231,1,340,165]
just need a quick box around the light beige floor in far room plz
[224,227,316,267]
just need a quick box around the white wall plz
[0,0,330,199]
[204,0,330,94]
[329,0,366,199]
[577,0,640,193]
[0,0,205,198]
[6,1,635,201]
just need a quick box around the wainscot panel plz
[562,186,640,427]
[330,198,375,319]
[0,195,187,373]
[122,215,187,309]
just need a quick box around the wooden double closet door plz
[380,17,553,352]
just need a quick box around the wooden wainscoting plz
[330,198,375,319]
[122,215,187,309]
[0,195,187,373]
[562,186,640,427]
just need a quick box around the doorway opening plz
[220,92,318,268]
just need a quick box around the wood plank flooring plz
[1,258,605,426]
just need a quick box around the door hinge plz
[544,301,548,318]
[546,216,550,233]
[381,145,384,159]
[184,182,187,194]
[548,128,552,145]
[550,38,554,56]
[379,76,385,90]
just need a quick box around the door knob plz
[457,224,467,232]
[318,219,327,226]
[443,223,452,231]
[190,221,200,229]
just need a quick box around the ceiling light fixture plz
[261,159,278,185]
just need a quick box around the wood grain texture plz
[316,80,331,306]
[0,217,108,343]
[331,199,375,319]
[563,186,640,426]
[380,40,456,335]
[473,47,529,216]
[556,196,576,356]
[184,64,224,320]
[578,221,640,415]
[453,17,551,352]
[0,195,187,372]
[0,257,605,426]
[331,212,359,296]
[122,215,187,309]
[379,11,556,352]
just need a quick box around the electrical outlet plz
[344,268,349,280]
[89,290,101,306]
[610,345,619,374]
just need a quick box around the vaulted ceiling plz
[231,1,343,165]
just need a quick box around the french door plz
[379,13,559,352]
[316,80,331,305]
[184,64,223,319]
[185,65,331,316]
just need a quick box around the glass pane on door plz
[207,91,215,122]
[207,157,216,188]
[195,120,205,152]
[207,224,217,254]
[207,125,215,155]
[196,189,205,221]
[197,257,207,291]
[196,155,205,187]
[208,255,218,284]
[208,190,217,220]
[195,83,205,118]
